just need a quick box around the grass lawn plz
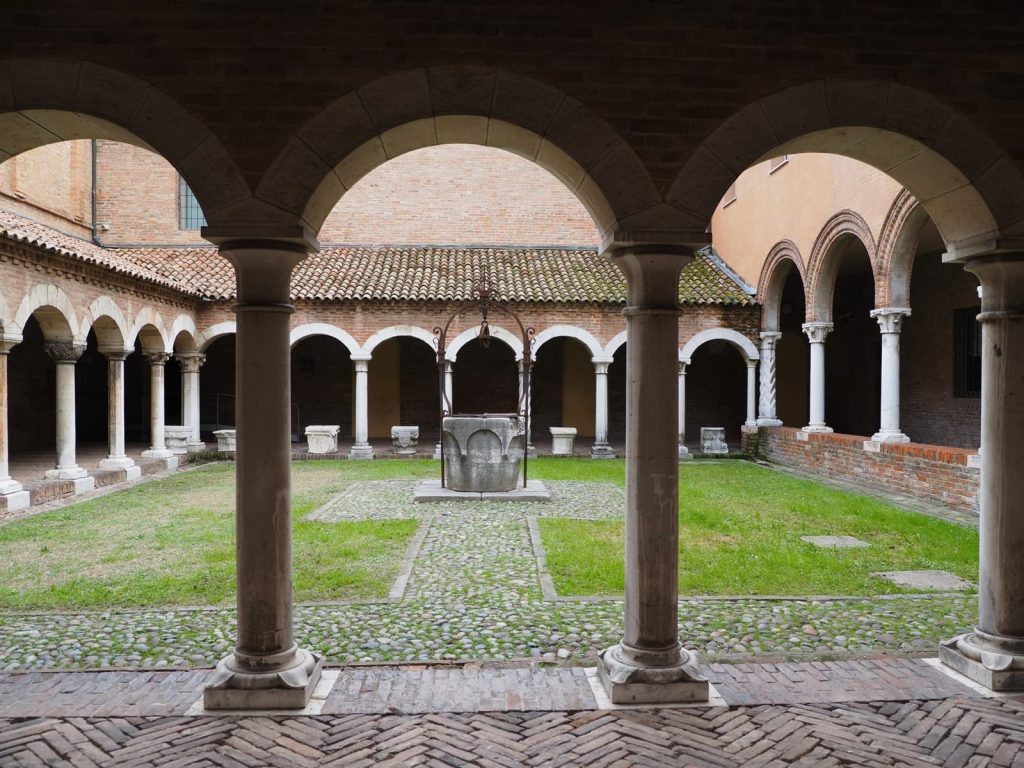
[536,459,979,596]
[0,460,436,610]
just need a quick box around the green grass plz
[0,460,436,610]
[537,459,979,597]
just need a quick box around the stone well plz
[442,415,525,492]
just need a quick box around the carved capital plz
[143,351,172,366]
[870,307,911,334]
[45,342,86,363]
[176,352,207,374]
[801,322,833,344]
[593,361,610,376]
[759,331,783,351]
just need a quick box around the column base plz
[591,443,617,459]
[870,431,910,444]
[802,425,833,434]
[678,445,692,461]
[756,418,783,427]
[939,631,1024,691]
[433,443,442,460]
[187,440,207,453]
[348,443,375,460]
[597,643,709,704]
[204,646,324,710]
[0,486,30,512]
[44,465,88,481]
[141,448,174,459]
[99,456,136,471]
[0,478,24,495]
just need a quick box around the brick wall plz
[0,142,92,239]
[687,340,748,447]
[748,426,979,515]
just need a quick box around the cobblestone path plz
[0,481,978,672]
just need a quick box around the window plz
[769,154,790,173]
[178,176,207,230]
[953,306,982,398]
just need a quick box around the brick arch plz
[13,283,78,342]
[0,59,250,226]
[259,66,671,246]
[532,325,603,359]
[806,210,877,322]
[876,189,931,309]
[667,79,1019,255]
[362,325,437,356]
[758,240,807,333]
[80,296,130,351]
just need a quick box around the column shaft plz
[678,362,689,458]
[745,362,757,426]
[591,360,614,457]
[44,343,88,480]
[178,354,206,449]
[802,323,832,433]
[757,332,782,425]
[870,309,911,443]
[349,358,374,459]
[141,353,172,459]
[0,351,9,482]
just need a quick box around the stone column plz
[98,348,139,478]
[597,247,708,704]
[44,342,91,484]
[757,332,783,426]
[677,360,690,459]
[203,238,322,709]
[941,255,1024,691]
[349,355,374,459]
[140,352,173,459]
[0,338,29,511]
[801,322,833,433]
[591,358,615,458]
[869,308,911,443]
[177,352,206,452]
[745,360,758,427]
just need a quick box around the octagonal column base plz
[940,631,1024,691]
[204,646,323,709]
[597,642,709,704]
[871,430,910,444]
[348,443,375,460]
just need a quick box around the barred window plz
[953,306,981,398]
[178,176,207,230]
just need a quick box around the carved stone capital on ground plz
[45,342,86,363]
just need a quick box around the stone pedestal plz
[214,429,236,453]
[164,425,191,455]
[305,425,340,454]
[391,425,419,455]
[443,415,525,492]
[549,426,576,455]
[700,427,728,454]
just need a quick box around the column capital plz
[219,239,310,306]
[176,352,207,373]
[100,345,133,361]
[801,322,833,344]
[678,358,690,374]
[593,360,611,375]
[352,358,370,372]
[745,359,758,369]
[870,307,911,334]
[45,342,86,363]
[143,350,172,366]
[759,330,783,345]
[965,253,1024,316]
[607,245,693,308]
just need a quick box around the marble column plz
[44,342,91,483]
[349,355,374,459]
[869,308,911,443]
[745,360,758,427]
[140,352,173,459]
[801,322,833,433]
[757,332,783,426]
[941,255,1024,691]
[177,352,207,451]
[98,348,139,478]
[0,338,30,511]
[677,360,690,459]
[597,247,708,704]
[591,358,615,458]
[203,238,322,709]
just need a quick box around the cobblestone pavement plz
[0,480,978,672]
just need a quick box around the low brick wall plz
[745,426,979,515]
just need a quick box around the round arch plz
[198,321,237,352]
[129,308,169,352]
[532,325,603,359]
[80,296,130,349]
[876,189,931,308]
[667,79,1019,255]
[289,323,360,356]
[758,240,808,332]
[168,315,200,353]
[448,324,522,361]
[13,283,78,341]
[806,210,877,322]
[602,330,628,359]
[680,328,759,363]
[0,58,249,225]
[362,325,436,356]
[260,66,674,243]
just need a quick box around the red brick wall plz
[748,426,979,515]
[0,142,92,238]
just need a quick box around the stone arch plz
[602,330,628,359]
[260,66,671,244]
[289,323,360,356]
[129,307,169,352]
[0,58,250,225]
[807,210,877,322]
[80,296,130,350]
[758,240,808,333]
[13,284,78,341]
[198,321,237,352]
[876,189,931,308]
[680,327,759,363]
[168,315,199,353]
[667,79,1020,255]
[448,324,522,361]
[0,288,14,339]
[531,325,603,359]
[362,325,437,356]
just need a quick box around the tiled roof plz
[0,210,755,306]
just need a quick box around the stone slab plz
[873,569,973,591]
[414,478,550,502]
[801,535,870,549]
